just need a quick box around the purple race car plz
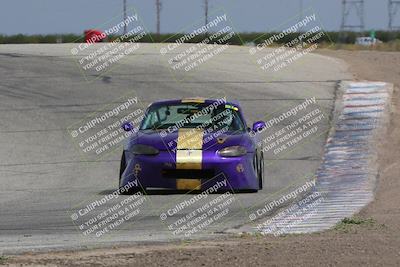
[119,98,266,193]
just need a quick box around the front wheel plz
[258,151,264,190]
[119,152,126,186]
[119,152,143,195]
[119,152,132,194]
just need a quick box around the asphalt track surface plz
[0,43,351,253]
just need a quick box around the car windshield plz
[140,103,246,132]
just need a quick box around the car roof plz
[150,98,240,107]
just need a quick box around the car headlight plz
[130,144,159,155]
[217,146,247,157]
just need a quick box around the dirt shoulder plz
[2,50,400,267]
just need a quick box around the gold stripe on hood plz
[176,128,204,190]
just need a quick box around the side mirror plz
[252,121,266,133]
[121,121,134,132]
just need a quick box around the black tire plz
[119,152,126,184]
[258,151,264,190]
[119,152,143,195]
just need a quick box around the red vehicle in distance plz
[84,29,106,44]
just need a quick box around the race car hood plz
[128,129,255,153]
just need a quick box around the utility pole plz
[299,0,303,20]
[389,0,400,30]
[204,0,209,27]
[340,0,365,32]
[123,0,127,35]
[156,0,162,35]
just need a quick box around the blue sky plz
[0,0,392,35]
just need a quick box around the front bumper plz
[120,150,259,191]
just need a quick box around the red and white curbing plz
[253,81,392,235]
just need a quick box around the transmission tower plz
[156,0,162,35]
[389,0,400,30]
[341,0,365,31]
